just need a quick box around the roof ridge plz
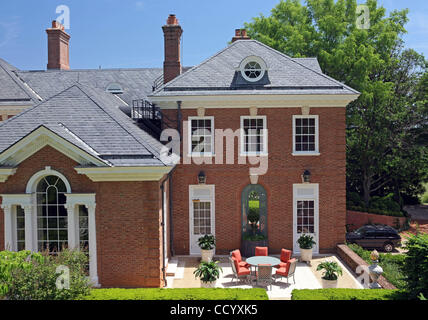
[251,40,360,94]
[152,40,243,94]
[72,84,166,164]
[0,58,39,102]
[0,83,82,129]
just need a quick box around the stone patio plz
[166,254,363,299]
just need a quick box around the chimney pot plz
[167,14,179,25]
[231,28,250,43]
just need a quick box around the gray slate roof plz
[14,68,163,107]
[0,59,39,106]
[0,83,169,167]
[151,40,358,97]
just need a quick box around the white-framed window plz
[188,116,214,156]
[240,116,268,155]
[292,115,319,155]
[36,175,68,253]
[239,56,267,82]
[14,206,26,251]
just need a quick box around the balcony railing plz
[131,99,162,121]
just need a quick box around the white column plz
[2,205,13,250]
[66,204,78,250]
[23,205,33,251]
[87,204,99,286]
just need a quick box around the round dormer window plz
[239,56,267,82]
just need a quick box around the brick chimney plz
[162,14,183,84]
[46,20,70,70]
[232,29,250,42]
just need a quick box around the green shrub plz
[422,193,428,204]
[370,193,401,213]
[291,289,407,300]
[346,244,406,289]
[197,234,216,250]
[1,249,90,300]
[347,192,365,208]
[402,233,428,299]
[0,250,45,297]
[82,288,269,300]
[297,234,316,249]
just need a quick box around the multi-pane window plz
[36,175,68,253]
[79,206,89,251]
[296,200,315,234]
[78,205,90,275]
[193,201,211,236]
[16,206,25,251]
[293,116,318,153]
[241,116,267,154]
[189,117,214,155]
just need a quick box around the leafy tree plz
[245,0,428,206]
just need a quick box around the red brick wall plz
[164,106,347,255]
[346,210,407,231]
[0,146,164,288]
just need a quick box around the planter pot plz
[201,249,214,262]
[201,280,216,288]
[241,239,269,258]
[300,248,313,262]
[321,278,338,288]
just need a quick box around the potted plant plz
[197,234,216,262]
[297,234,316,263]
[316,260,343,288]
[193,261,222,288]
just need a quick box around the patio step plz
[166,259,178,277]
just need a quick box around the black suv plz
[346,224,401,252]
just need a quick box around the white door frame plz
[189,185,215,255]
[293,183,319,254]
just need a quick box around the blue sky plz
[0,0,427,70]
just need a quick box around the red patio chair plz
[255,246,268,256]
[229,257,251,283]
[275,258,297,284]
[275,248,292,269]
[230,249,250,268]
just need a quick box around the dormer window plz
[106,83,123,94]
[239,56,267,82]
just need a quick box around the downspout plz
[160,179,167,287]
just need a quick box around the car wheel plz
[383,242,394,252]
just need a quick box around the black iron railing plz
[131,99,162,121]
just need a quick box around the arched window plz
[36,175,68,253]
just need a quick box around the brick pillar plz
[162,14,183,84]
[46,20,70,70]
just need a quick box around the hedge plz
[81,288,269,300]
[291,289,408,300]
[347,206,405,217]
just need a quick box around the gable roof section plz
[14,67,163,106]
[151,39,359,97]
[0,58,40,106]
[0,83,169,167]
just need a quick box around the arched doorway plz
[241,184,267,257]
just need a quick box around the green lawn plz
[80,288,269,300]
[291,289,407,300]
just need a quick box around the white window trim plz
[239,55,267,83]
[1,169,99,287]
[187,116,215,157]
[293,183,319,254]
[240,115,268,156]
[292,115,320,156]
[189,185,216,255]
